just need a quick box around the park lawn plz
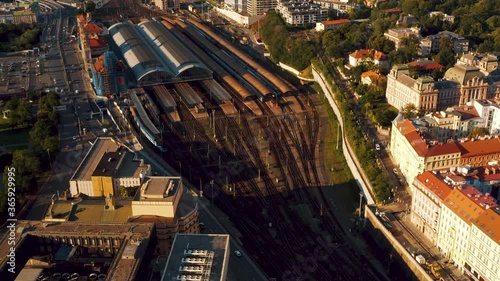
[0,127,30,146]
[0,117,11,131]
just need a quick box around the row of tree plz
[0,93,60,217]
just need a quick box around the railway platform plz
[220,101,237,115]
[168,111,181,122]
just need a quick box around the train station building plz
[108,19,212,86]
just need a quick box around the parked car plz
[392,168,398,175]
[375,144,381,151]
[234,250,242,257]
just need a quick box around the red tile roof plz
[77,14,87,24]
[94,54,105,73]
[426,142,461,156]
[443,187,494,225]
[416,171,453,200]
[89,37,108,48]
[397,119,498,158]
[383,7,402,14]
[84,23,103,34]
[321,19,351,26]
[350,49,388,60]
[408,61,444,71]
[459,138,500,158]
[473,209,500,244]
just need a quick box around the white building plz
[276,0,328,26]
[474,99,500,135]
[411,171,453,244]
[384,27,421,50]
[315,18,350,31]
[466,208,500,281]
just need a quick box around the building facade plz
[420,31,469,57]
[411,171,453,244]
[390,116,500,188]
[386,62,499,112]
[383,27,420,50]
[315,18,350,31]
[466,209,500,281]
[247,0,277,16]
[437,186,498,272]
[348,49,389,69]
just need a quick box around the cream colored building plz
[411,171,453,245]
[383,27,421,50]
[466,209,500,281]
[390,116,461,189]
[386,65,438,111]
[424,106,482,143]
[437,186,497,273]
[69,137,150,197]
[389,116,500,188]
[386,62,499,112]
[130,177,200,254]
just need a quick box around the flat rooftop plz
[140,176,181,200]
[92,150,145,178]
[162,234,230,281]
[0,220,154,279]
[71,138,120,181]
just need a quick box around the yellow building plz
[466,209,500,281]
[70,138,150,197]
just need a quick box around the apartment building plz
[348,49,390,69]
[411,171,453,244]
[437,186,497,273]
[420,31,469,57]
[466,208,500,281]
[247,0,277,16]
[276,0,328,26]
[313,0,357,14]
[383,27,421,49]
[474,99,500,135]
[424,106,482,143]
[390,116,500,188]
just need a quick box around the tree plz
[118,186,139,197]
[468,127,490,139]
[15,99,32,128]
[402,103,417,118]
[433,36,455,69]
[84,1,96,13]
[3,150,40,194]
